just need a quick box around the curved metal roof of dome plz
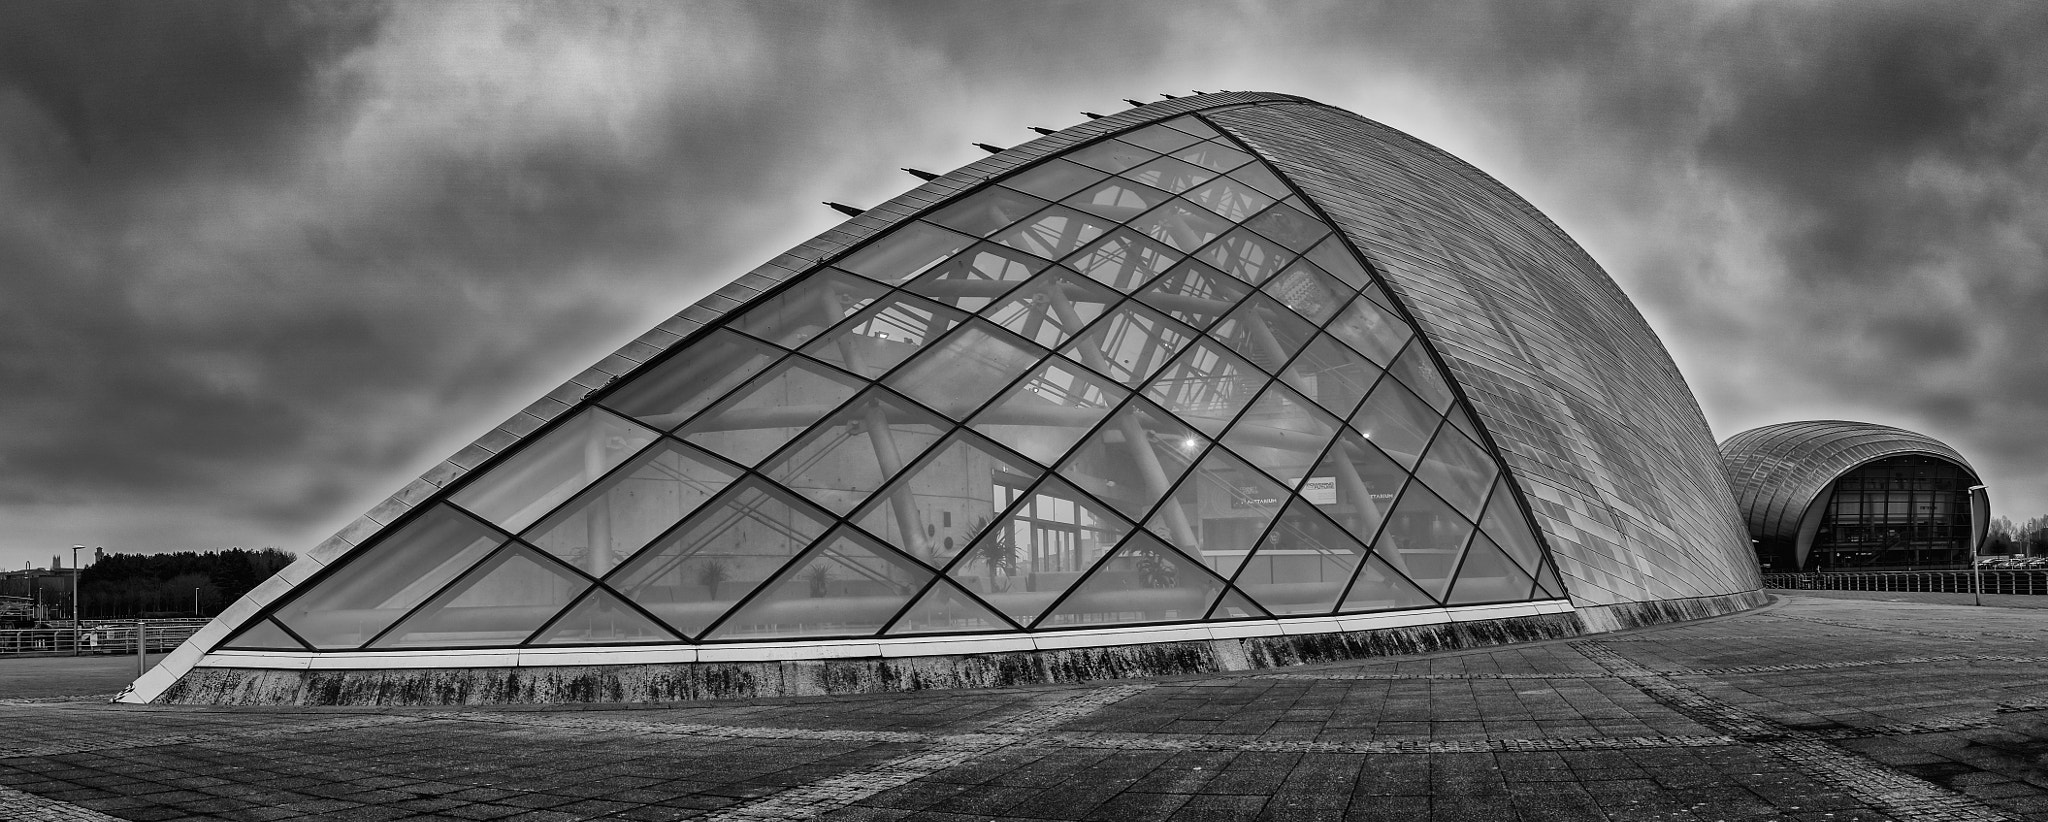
[1720,420,1977,545]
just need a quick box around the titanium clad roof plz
[1719,420,1978,545]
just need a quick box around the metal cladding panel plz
[1208,104,1760,605]
[1719,420,1978,545]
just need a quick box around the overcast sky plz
[2,1,2044,570]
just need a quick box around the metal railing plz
[0,619,209,658]
[1762,569,2048,595]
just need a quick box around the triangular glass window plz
[221,618,307,651]
[1310,431,1410,544]
[599,329,781,431]
[1477,479,1548,577]
[1121,156,1218,195]
[884,579,1017,635]
[800,293,967,379]
[982,268,1119,347]
[1056,397,1207,522]
[1171,141,1253,174]
[945,476,1132,626]
[730,270,886,349]
[1227,161,1292,200]
[1221,382,1341,490]
[1444,402,1480,440]
[1062,178,1173,223]
[1338,554,1437,613]
[371,543,588,649]
[1372,484,1475,600]
[1411,426,1499,519]
[1118,123,1205,154]
[853,431,1043,571]
[1128,199,1231,253]
[884,319,1043,420]
[679,358,863,467]
[1144,448,1287,579]
[1143,339,1269,437]
[1445,532,1537,606]
[271,504,507,649]
[1210,293,1317,375]
[531,589,680,646]
[1002,158,1109,201]
[606,478,833,638]
[452,408,661,534]
[1198,226,1294,285]
[1262,259,1349,326]
[1532,557,1567,599]
[1236,498,1370,616]
[762,388,948,516]
[990,204,1116,261]
[1160,116,1219,139]
[1063,229,1180,293]
[1137,259,1251,329]
[1285,333,1384,419]
[1244,201,1328,252]
[1324,296,1412,367]
[1387,339,1457,411]
[1207,590,1270,620]
[836,222,974,285]
[1349,377,1442,469]
[1037,532,1228,628]
[970,357,1127,466]
[1061,300,1197,388]
[519,440,740,578]
[903,241,1049,312]
[1303,235,1374,291]
[705,528,932,641]
[1066,139,1158,174]
[928,186,1052,237]
[1183,172,1277,222]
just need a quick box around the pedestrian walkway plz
[2,592,2044,821]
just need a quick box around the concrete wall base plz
[155,591,1765,706]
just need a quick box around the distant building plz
[0,567,74,622]
[1722,421,1983,571]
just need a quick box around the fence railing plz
[0,619,209,658]
[1762,569,2048,595]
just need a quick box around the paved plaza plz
[2,592,2045,821]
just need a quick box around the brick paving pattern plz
[0,592,2043,821]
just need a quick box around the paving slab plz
[2,592,2045,821]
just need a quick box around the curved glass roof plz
[1720,420,1978,545]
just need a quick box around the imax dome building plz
[125,92,1763,705]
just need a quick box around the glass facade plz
[224,111,1567,653]
[1809,455,1973,569]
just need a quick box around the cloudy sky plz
[2,0,2044,570]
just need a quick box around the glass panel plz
[453,409,661,533]
[1118,123,1204,153]
[1304,235,1373,290]
[1372,484,1474,600]
[1236,498,1368,615]
[1002,158,1109,201]
[903,242,1048,312]
[884,319,1042,420]
[1350,378,1441,469]
[928,186,1052,237]
[1325,296,1413,367]
[837,222,975,284]
[1063,229,1181,293]
[1061,301,1196,388]
[1338,554,1437,613]
[1143,340,1269,436]
[1245,202,1327,252]
[371,544,588,649]
[1287,334,1382,419]
[705,528,931,640]
[801,293,967,379]
[531,589,680,645]
[854,431,1044,570]
[1478,479,1546,576]
[1183,173,1276,222]
[679,358,863,467]
[1138,259,1251,329]
[271,505,506,649]
[601,330,780,431]
[982,269,1120,347]
[990,204,1116,261]
[1222,382,1341,490]
[1066,139,1157,173]
[1262,260,1349,325]
[1198,226,1294,285]
[1144,449,1287,579]
[608,479,833,638]
[1121,155,1218,194]
[1172,140,1252,173]
[1207,590,1270,619]
[730,270,886,348]
[1056,397,1207,522]
[945,477,1131,626]
[1311,431,1409,543]
[970,357,1127,466]
[520,440,739,577]
[1445,533,1536,606]
[1532,558,1566,599]
[1063,178,1173,222]
[1160,116,1219,139]
[1128,199,1230,252]
[1412,427,1498,519]
[762,388,948,516]
[222,618,305,651]
[1230,162,1292,199]
[1388,341,1457,411]
[884,580,1017,635]
[1210,294,1317,374]
[1444,402,1480,440]
[1037,532,1226,628]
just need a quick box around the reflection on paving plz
[3,593,2046,821]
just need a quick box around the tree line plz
[79,548,295,618]
[1985,516,2048,557]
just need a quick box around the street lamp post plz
[1968,485,1990,607]
[70,544,82,655]
[193,587,199,617]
